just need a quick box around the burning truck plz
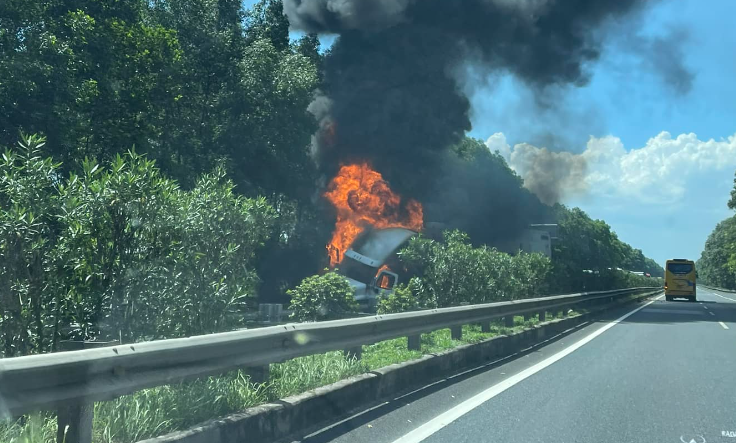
[335,227,417,310]
[323,163,423,310]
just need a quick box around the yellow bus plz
[664,259,696,302]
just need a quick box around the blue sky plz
[246,0,736,266]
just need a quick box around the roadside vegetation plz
[698,173,736,289]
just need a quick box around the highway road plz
[294,287,736,443]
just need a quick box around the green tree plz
[146,0,248,184]
[245,0,290,51]
[217,37,319,200]
[729,171,736,210]
[0,1,183,166]
[698,215,736,289]
[288,271,359,322]
[550,204,662,292]
[0,134,62,356]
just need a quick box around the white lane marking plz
[391,295,664,443]
[703,305,709,310]
[709,311,716,316]
[719,321,729,330]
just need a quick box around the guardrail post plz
[450,325,462,340]
[504,315,514,327]
[481,321,491,333]
[407,334,421,351]
[343,346,363,360]
[538,311,546,322]
[56,340,117,443]
[57,404,94,443]
[246,365,271,384]
[523,313,532,322]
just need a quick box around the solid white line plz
[719,321,729,330]
[391,295,664,443]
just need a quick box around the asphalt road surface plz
[295,288,736,443]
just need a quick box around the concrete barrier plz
[139,291,659,443]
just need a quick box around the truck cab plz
[336,228,416,311]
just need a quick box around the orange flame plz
[324,163,423,266]
[377,264,392,289]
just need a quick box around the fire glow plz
[377,264,391,289]
[324,163,423,266]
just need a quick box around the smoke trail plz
[283,0,680,247]
[507,143,588,205]
[286,0,649,195]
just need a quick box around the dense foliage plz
[287,271,358,322]
[0,0,328,302]
[374,224,661,314]
[698,208,736,289]
[699,170,736,289]
[377,283,420,314]
[396,230,552,308]
[0,0,318,192]
[0,135,276,356]
[550,205,663,293]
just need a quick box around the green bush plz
[287,271,359,322]
[377,283,420,314]
[398,230,552,308]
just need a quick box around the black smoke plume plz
[285,0,652,241]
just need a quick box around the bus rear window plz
[667,263,693,274]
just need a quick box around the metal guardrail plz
[0,286,659,442]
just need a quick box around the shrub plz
[287,271,358,322]
[398,230,552,307]
[377,283,420,314]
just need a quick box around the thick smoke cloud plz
[506,143,588,205]
[425,151,555,246]
[285,0,656,239]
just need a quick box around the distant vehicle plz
[664,259,696,302]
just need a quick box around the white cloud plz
[487,131,736,205]
[487,130,736,266]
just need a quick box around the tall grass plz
[0,414,57,443]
